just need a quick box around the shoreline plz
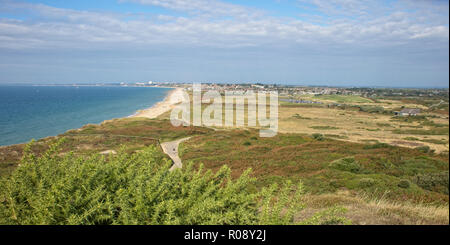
[0,87,184,148]
[130,87,185,119]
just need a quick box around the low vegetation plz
[181,129,448,206]
[0,100,447,225]
[0,140,347,225]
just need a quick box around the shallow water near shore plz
[0,85,172,146]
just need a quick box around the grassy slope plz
[0,113,448,224]
[180,129,448,203]
[0,118,212,176]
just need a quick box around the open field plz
[179,129,448,203]
[0,92,448,225]
[157,92,449,153]
[0,117,448,224]
[278,104,449,153]
[291,94,374,104]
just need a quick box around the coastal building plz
[396,108,421,116]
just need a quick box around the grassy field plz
[179,129,448,202]
[0,92,448,225]
[157,92,449,153]
[298,94,374,103]
[278,104,449,153]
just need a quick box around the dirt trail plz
[160,137,191,171]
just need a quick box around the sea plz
[0,85,172,146]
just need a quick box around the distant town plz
[49,81,449,98]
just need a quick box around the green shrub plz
[414,172,449,194]
[243,141,252,146]
[312,133,324,141]
[376,123,391,127]
[0,140,347,225]
[358,106,384,113]
[329,180,341,188]
[359,178,375,188]
[398,179,411,189]
[363,142,392,149]
[329,157,361,173]
[403,137,419,141]
[415,146,431,153]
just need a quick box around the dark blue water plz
[0,85,172,146]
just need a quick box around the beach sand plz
[132,87,186,119]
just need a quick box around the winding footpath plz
[160,137,191,171]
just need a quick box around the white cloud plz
[0,0,447,51]
[120,0,262,18]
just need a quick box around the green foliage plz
[359,178,376,188]
[0,140,347,225]
[312,133,324,141]
[398,179,411,189]
[243,141,252,146]
[299,206,351,225]
[329,157,361,173]
[181,129,448,204]
[392,127,449,136]
[414,172,449,194]
[358,105,384,113]
[311,94,372,104]
[403,137,448,145]
[415,146,433,153]
[376,123,391,127]
[404,137,419,141]
[420,139,448,145]
[363,142,392,150]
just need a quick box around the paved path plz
[160,137,191,171]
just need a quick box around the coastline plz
[0,86,181,147]
[131,87,185,119]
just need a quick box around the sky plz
[0,0,448,87]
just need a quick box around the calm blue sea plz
[0,85,172,146]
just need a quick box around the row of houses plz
[395,108,421,116]
[280,99,323,104]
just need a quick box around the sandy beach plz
[132,87,186,119]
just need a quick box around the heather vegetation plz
[0,140,347,225]
[180,129,449,205]
[0,106,448,224]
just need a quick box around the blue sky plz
[0,0,448,87]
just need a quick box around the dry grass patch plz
[299,190,449,225]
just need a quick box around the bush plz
[359,178,375,188]
[363,142,392,149]
[414,172,449,194]
[243,141,252,146]
[312,133,324,141]
[329,157,361,173]
[398,179,411,189]
[415,146,432,153]
[0,140,348,225]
